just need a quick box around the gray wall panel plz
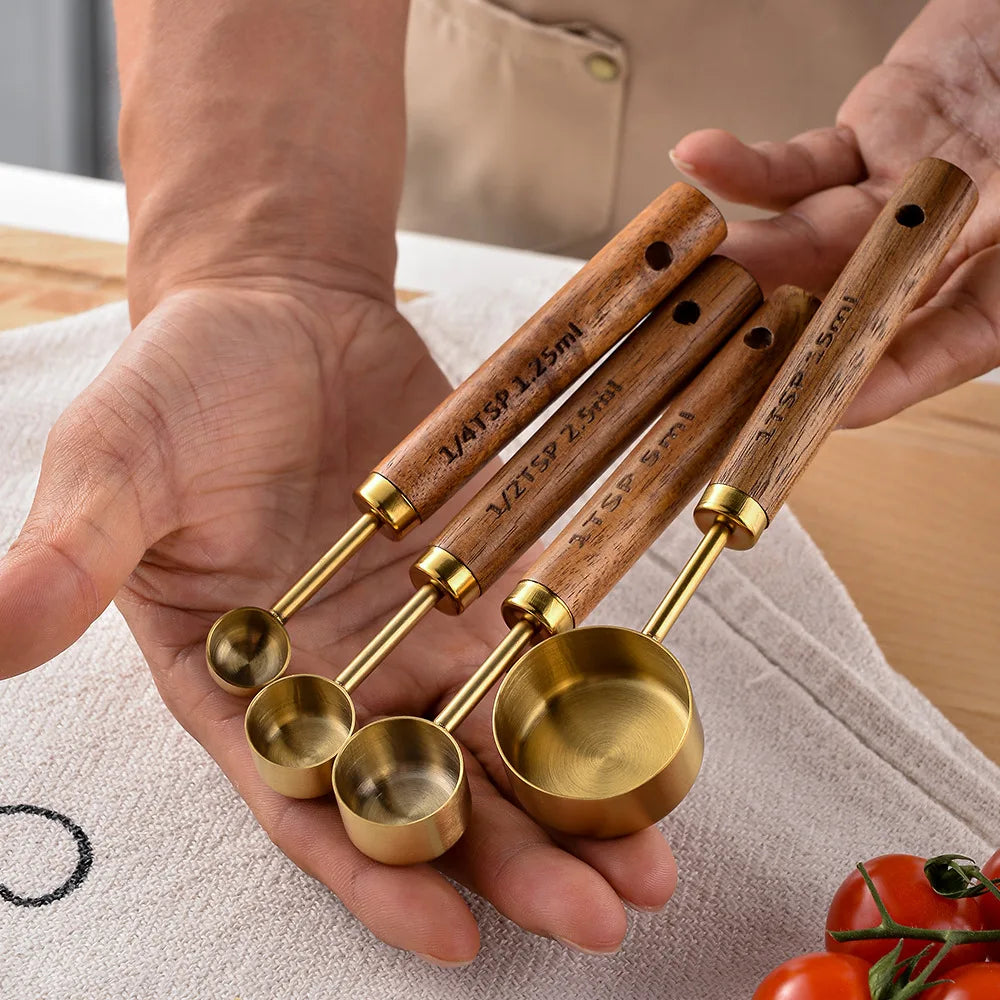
[0,0,119,178]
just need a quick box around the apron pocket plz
[401,0,626,253]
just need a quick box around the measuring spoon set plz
[205,158,977,865]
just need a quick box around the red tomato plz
[978,849,1000,925]
[922,962,1000,999]
[825,854,988,974]
[753,952,871,1000]
[979,849,1000,959]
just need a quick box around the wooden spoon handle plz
[372,183,725,521]
[704,158,977,530]
[510,288,818,626]
[419,257,761,605]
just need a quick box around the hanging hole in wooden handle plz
[743,326,774,350]
[428,256,761,596]
[645,241,674,270]
[372,183,725,523]
[515,287,816,626]
[895,203,926,228]
[705,158,976,524]
[672,300,701,325]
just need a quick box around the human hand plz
[669,0,1000,427]
[0,283,676,962]
[0,0,675,961]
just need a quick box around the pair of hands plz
[2,2,999,964]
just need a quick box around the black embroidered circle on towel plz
[0,804,93,907]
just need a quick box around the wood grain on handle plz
[522,288,819,624]
[430,257,761,593]
[375,184,726,518]
[711,158,977,521]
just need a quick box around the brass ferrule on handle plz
[705,158,977,524]
[501,580,576,638]
[333,549,480,697]
[353,472,422,541]
[409,546,481,616]
[692,485,768,552]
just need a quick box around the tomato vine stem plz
[829,863,1000,946]
[829,861,1000,1000]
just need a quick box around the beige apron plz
[400,0,919,255]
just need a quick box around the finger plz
[554,826,678,913]
[719,183,882,295]
[670,126,866,211]
[437,758,628,955]
[843,245,1000,427]
[152,647,482,964]
[454,710,676,914]
[0,360,171,678]
[255,790,479,965]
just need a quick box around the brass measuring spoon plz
[206,184,726,695]
[493,157,977,839]
[331,289,813,864]
[245,256,762,797]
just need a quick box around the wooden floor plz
[1,225,997,765]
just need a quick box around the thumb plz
[670,125,866,211]
[0,359,166,678]
[670,127,877,296]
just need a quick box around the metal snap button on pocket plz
[585,52,621,82]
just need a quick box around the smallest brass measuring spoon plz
[494,156,977,839]
[206,521,377,697]
[331,289,810,864]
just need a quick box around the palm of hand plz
[671,0,1000,426]
[3,285,672,961]
[838,20,1000,263]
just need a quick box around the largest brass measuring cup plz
[205,184,725,695]
[245,257,761,797]
[332,288,813,863]
[493,157,977,838]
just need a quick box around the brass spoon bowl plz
[333,716,471,865]
[492,625,703,839]
[244,674,356,798]
[206,607,292,696]
[206,514,382,696]
[242,585,442,797]
[332,622,533,864]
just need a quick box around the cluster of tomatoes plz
[753,851,1000,999]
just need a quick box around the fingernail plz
[555,936,620,956]
[622,898,665,914]
[418,954,475,968]
[669,148,698,175]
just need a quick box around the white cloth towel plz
[1,284,998,1000]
